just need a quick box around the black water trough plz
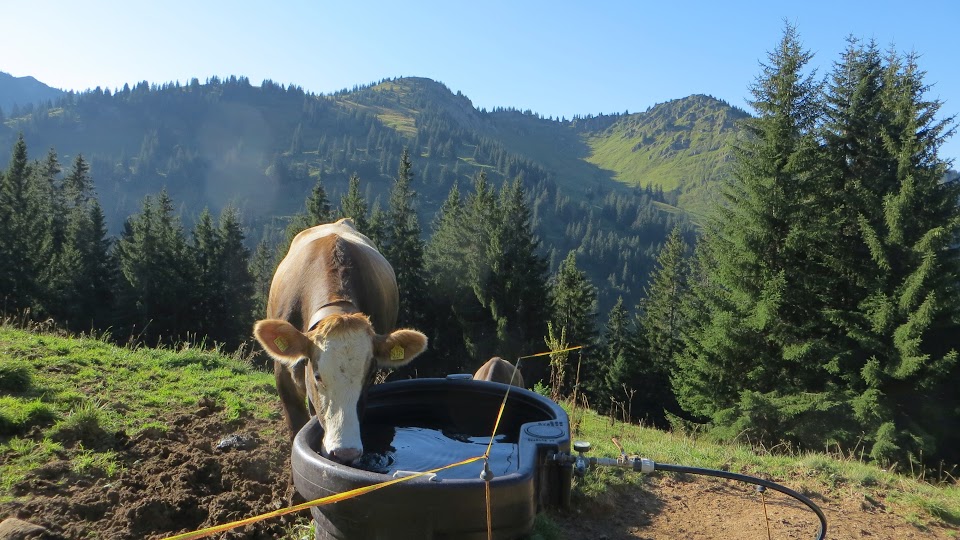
[292,376,573,540]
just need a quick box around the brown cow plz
[473,357,525,387]
[254,219,427,463]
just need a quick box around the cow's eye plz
[315,373,324,387]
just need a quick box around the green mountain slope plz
[584,95,748,215]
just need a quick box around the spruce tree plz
[824,45,960,464]
[338,172,370,234]
[382,148,427,328]
[34,148,65,314]
[549,251,599,396]
[674,25,842,445]
[452,171,500,362]
[641,226,690,369]
[55,155,114,330]
[0,135,48,315]
[601,296,633,403]
[250,239,274,320]
[63,154,93,209]
[216,207,256,349]
[423,183,472,373]
[425,183,466,299]
[305,173,333,225]
[489,176,550,361]
[73,202,114,330]
[281,174,334,255]
[191,209,221,343]
[422,173,550,374]
[673,235,739,420]
[115,190,195,344]
[367,200,387,249]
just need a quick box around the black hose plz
[653,462,827,540]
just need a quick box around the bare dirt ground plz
[553,474,957,540]
[1,408,956,540]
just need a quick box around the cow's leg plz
[274,358,310,439]
[274,358,311,506]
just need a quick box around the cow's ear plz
[374,329,428,368]
[254,320,313,364]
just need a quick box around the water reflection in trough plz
[355,424,520,480]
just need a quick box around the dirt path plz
[1,411,954,539]
[554,475,956,539]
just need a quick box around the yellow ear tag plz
[390,345,405,361]
[274,336,289,353]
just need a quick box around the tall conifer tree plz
[115,190,195,344]
[250,239,274,319]
[549,251,598,395]
[191,209,221,342]
[423,183,472,374]
[602,296,633,402]
[0,135,48,315]
[641,226,690,368]
[823,44,960,463]
[490,176,550,360]
[382,148,427,327]
[55,155,114,330]
[674,25,842,444]
[338,172,370,234]
[217,207,256,348]
[305,173,333,225]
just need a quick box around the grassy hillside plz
[1,325,957,538]
[584,94,747,216]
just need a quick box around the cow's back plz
[474,357,524,387]
[267,219,398,333]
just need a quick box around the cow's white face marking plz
[307,327,374,463]
[254,313,426,463]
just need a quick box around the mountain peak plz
[0,71,65,113]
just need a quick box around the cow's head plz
[254,313,427,463]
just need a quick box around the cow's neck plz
[307,301,359,331]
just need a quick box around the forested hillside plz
[0,75,719,315]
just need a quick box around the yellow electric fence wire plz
[760,488,773,540]
[484,345,583,458]
[485,474,493,540]
[517,345,584,360]
[163,454,484,540]
[481,345,583,539]
[165,345,581,540]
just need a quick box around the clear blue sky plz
[3,0,958,163]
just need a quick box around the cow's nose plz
[330,447,362,463]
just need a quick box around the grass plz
[0,324,279,505]
[0,437,64,499]
[71,445,124,477]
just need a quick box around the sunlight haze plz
[3,0,958,162]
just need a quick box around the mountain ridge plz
[0,73,727,313]
[0,71,65,114]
